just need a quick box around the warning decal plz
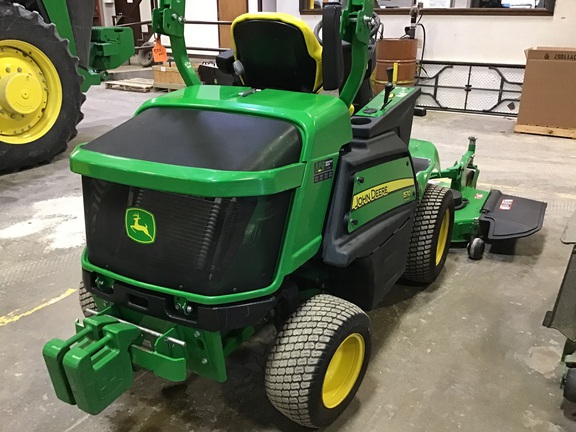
[499,199,514,211]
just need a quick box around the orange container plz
[376,38,418,60]
[374,38,418,87]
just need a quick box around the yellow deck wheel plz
[322,333,365,409]
[0,40,62,144]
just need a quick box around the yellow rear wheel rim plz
[322,333,365,409]
[0,40,62,144]
[436,210,450,266]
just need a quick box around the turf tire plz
[403,184,455,284]
[79,280,96,317]
[265,294,372,428]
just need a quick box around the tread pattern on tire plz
[0,3,85,172]
[79,281,96,317]
[404,184,453,284]
[265,294,370,428]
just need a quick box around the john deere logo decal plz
[351,178,415,211]
[126,208,156,244]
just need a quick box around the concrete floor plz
[1,85,576,432]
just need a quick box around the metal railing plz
[114,18,234,54]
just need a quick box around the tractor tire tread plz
[404,184,453,284]
[78,280,96,317]
[0,3,84,173]
[265,294,371,428]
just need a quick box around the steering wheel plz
[314,11,381,45]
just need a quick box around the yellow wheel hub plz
[322,333,365,409]
[436,210,450,266]
[0,40,62,144]
[0,72,43,114]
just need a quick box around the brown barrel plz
[373,38,418,92]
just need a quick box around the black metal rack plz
[416,61,525,116]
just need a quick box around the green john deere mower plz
[0,0,134,172]
[43,0,547,427]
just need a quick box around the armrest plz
[216,49,235,75]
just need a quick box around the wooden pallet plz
[153,82,186,92]
[514,124,576,140]
[104,78,154,93]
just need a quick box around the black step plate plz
[480,190,547,241]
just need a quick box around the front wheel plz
[404,184,455,284]
[265,294,372,428]
[78,280,96,317]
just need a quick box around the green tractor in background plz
[0,0,134,172]
[42,0,547,428]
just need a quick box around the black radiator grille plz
[129,188,231,272]
[82,178,292,296]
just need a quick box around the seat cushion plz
[232,13,322,93]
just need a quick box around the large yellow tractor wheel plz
[0,3,84,172]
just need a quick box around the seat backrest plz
[231,13,322,93]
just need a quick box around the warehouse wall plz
[99,0,115,27]
[99,0,263,54]
[100,0,575,64]
[170,0,260,55]
[181,0,220,54]
[277,0,576,65]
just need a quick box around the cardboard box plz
[516,47,576,131]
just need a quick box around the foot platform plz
[480,190,547,241]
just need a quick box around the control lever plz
[381,67,395,110]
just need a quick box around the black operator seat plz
[222,13,323,93]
